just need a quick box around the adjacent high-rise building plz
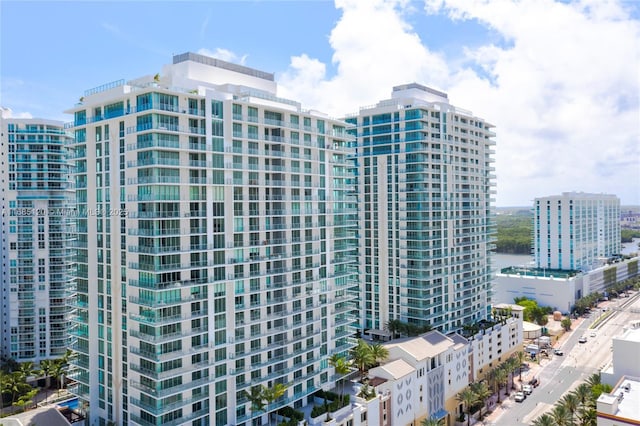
[0,111,75,362]
[346,83,496,335]
[533,192,621,271]
[65,52,358,426]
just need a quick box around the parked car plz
[578,336,587,343]
[529,377,540,388]
[515,391,526,402]
[554,348,564,356]
[522,384,533,395]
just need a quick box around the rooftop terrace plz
[499,266,580,279]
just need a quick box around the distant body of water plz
[493,238,639,271]
[493,253,532,271]
[621,238,640,256]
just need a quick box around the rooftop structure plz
[65,52,358,426]
[597,376,640,425]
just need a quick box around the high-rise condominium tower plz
[0,111,75,362]
[534,192,621,271]
[66,52,357,425]
[346,84,496,335]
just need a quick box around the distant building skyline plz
[534,192,621,272]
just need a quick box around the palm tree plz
[505,357,519,390]
[456,388,478,426]
[39,359,56,403]
[244,385,266,415]
[585,373,601,388]
[49,361,66,395]
[573,383,592,407]
[493,367,508,402]
[550,404,573,426]
[385,319,403,339]
[531,413,555,426]
[263,382,288,426]
[18,362,36,384]
[329,354,352,404]
[485,368,498,399]
[538,315,549,327]
[515,351,526,382]
[420,417,442,426]
[350,339,375,377]
[577,405,596,426]
[562,392,580,425]
[369,343,389,367]
[3,371,26,404]
[12,388,37,413]
[470,381,491,420]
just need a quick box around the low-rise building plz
[601,320,640,387]
[370,331,465,425]
[597,376,640,426]
[494,257,639,313]
[468,306,524,382]
[314,311,523,426]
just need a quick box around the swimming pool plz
[58,398,79,411]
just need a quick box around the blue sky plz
[2,0,639,206]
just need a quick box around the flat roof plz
[376,358,415,379]
[620,327,640,343]
[392,83,448,99]
[3,406,71,426]
[173,52,275,81]
[386,330,454,360]
[598,377,640,421]
[494,303,525,311]
[500,266,579,279]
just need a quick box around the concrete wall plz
[494,256,639,313]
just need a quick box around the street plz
[488,290,640,425]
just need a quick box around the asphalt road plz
[491,290,640,425]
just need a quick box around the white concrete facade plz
[348,83,496,335]
[65,52,358,426]
[311,315,522,426]
[534,192,621,272]
[467,314,523,382]
[494,257,639,313]
[366,331,468,425]
[601,320,640,387]
[597,376,640,426]
[0,112,75,363]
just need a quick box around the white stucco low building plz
[321,314,522,426]
[493,257,639,313]
[601,320,640,387]
[597,376,640,426]
[468,312,523,382]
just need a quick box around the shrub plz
[278,406,304,421]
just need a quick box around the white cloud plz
[277,0,640,205]
[431,0,640,206]
[278,0,450,117]
[197,48,248,66]
[0,107,32,119]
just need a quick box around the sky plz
[1,0,639,207]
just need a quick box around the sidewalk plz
[479,315,588,425]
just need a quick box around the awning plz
[431,409,449,420]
